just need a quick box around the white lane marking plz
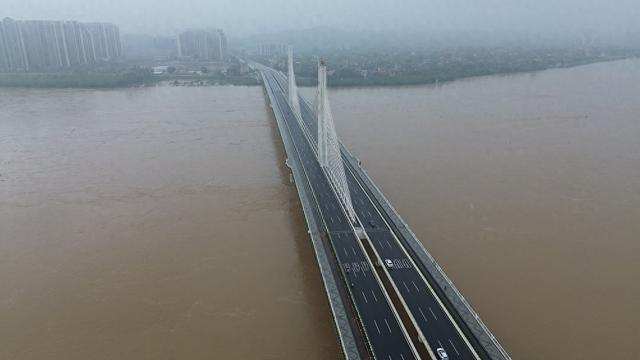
[373,320,381,334]
[400,354,406,360]
[429,307,438,320]
[386,240,393,249]
[370,289,378,302]
[343,248,349,258]
[330,216,335,224]
[412,281,420,292]
[361,291,368,303]
[418,307,428,322]
[384,318,392,334]
[351,247,357,256]
[388,356,392,360]
[402,281,411,293]
[366,210,372,217]
[449,339,461,356]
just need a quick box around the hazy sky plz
[3,0,640,37]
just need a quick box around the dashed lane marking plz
[449,339,461,356]
[429,307,438,321]
[384,318,393,334]
[373,320,381,335]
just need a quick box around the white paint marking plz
[449,339,461,356]
[418,307,428,322]
[429,307,438,320]
[371,289,378,302]
[384,318,392,333]
[373,320,381,334]
[351,247,357,256]
[361,291,368,303]
[412,281,420,292]
[402,281,411,293]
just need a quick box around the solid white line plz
[429,307,438,321]
[374,320,381,335]
[384,318,393,333]
[402,281,411,293]
[371,289,379,302]
[449,339,461,356]
[412,281,420,292]
[362,291,368,303]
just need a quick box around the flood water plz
[0,86,340,359]
[318,58,640,359]
[1,58,639,359]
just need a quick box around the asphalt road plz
[269,71,480,360]
[264,70,418,360]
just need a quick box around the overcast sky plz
[3,0,640,37]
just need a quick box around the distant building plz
[0,17,121,72]
[176,29,227,61]
[121,34,178,61]
[152,66,169,75]
[256,43,286,57]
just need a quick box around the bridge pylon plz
[317,60,357,224]
[287,45,302,121]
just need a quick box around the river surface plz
[2,59,639,359]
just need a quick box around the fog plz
[4,0,640,39]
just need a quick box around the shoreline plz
[0,56,634,90]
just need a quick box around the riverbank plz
[0,69,260,89]
[1,55,634,89]
[299,55,636,87]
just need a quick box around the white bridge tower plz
[317,61,357,223]
[287,45,302,121]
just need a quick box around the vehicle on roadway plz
[384,259,393,268]
[436,347,449,359]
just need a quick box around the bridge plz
[253,47,511,360]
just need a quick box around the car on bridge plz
[436,347,449,359]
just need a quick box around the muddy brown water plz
[2,59,639,359]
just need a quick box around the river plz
[1,58,639,359]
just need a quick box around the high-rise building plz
[176,29,226,61]
[0,17,121,72]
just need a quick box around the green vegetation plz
[266,46,639,87]
[0,65,260,88]
[0,66,154,88]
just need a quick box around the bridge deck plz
[260,64,511,360]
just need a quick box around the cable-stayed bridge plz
[251,49,511,360]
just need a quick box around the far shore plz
[0,56,635,90]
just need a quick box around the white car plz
[436,347,449,359]
[384,259,393,268]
